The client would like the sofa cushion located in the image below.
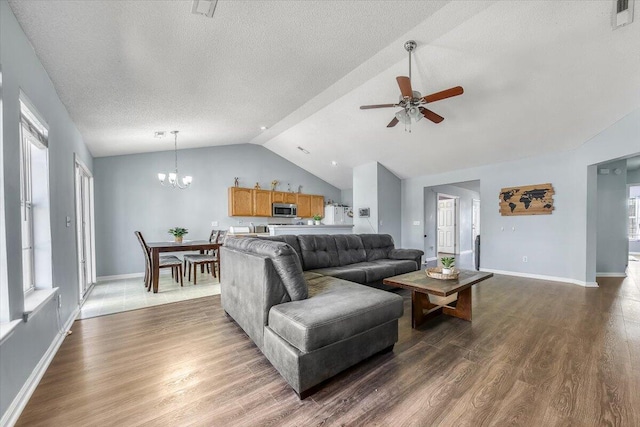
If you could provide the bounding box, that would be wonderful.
[298,235,340,270]
[360,234,396,262]
[371,259,418,276]
[334,234,367,266]
[223,237,308,301]
[268,277,403,353]
[308,266,366,284]
[347,261,396,283]
[260,235,303,265]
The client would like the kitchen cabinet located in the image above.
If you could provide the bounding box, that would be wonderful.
[311,195,325,217]
[296,194,312,218]
[253,190,272,217]
[272,191,284,203]
[228,187,326,217]
[228,187,253,216]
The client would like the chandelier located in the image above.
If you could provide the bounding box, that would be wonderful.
[157,131,192,189]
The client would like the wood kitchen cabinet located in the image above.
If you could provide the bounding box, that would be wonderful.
[272,191,296,204]
[311,195,325,217]
[272,191,285,203]
[228,187,325,217]
[296,194,312,218]
[228,187,253,216]
[253,190,272,217]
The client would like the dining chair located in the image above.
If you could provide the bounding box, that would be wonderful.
[134,231,183,290]
[183,230,221,284]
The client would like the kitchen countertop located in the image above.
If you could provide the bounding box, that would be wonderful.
[269,224,353,228]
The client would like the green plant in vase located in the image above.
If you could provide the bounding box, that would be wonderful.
[440,256,455,274]
[312,214,323,225]
[168,227,188,243]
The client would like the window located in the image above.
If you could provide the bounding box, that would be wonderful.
[19,101,49,294]
[630,196,639,241]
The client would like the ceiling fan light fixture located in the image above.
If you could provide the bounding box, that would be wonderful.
[408,106,422,121]
[395,110,411,125]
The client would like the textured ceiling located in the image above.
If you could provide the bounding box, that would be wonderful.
[8,0,448,157]
[8,1,640,189]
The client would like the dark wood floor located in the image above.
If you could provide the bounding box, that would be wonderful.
[17,262,640,426]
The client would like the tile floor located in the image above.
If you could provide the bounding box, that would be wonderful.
[79,270,220,319]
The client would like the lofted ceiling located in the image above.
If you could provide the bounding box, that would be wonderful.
[8,1,640,189]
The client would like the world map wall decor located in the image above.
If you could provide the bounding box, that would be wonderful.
[499,183,555,216]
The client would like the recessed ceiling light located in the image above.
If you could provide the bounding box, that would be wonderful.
[297,146,310,154]
[260,126,267,130]
[331,161,338,166]
[154,131,166,138]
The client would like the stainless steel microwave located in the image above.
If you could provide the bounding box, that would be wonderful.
[272,203,297,218]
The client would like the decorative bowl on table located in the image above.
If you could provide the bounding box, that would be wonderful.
[426,267,459,280]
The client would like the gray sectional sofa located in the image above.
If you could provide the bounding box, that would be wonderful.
[220,234,423,398]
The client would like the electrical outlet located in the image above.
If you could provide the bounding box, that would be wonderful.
[211,221,218,227]
[58,294,62,308]
[413,220,421,226]
[522,256,528,263]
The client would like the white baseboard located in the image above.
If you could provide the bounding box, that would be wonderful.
[630,252,640,256]
[97,272,144,282]
[1,306,79,427]
[480,268,599,288]
[459,250,473,255]
[424,257,437,263]
[595,272,627,278]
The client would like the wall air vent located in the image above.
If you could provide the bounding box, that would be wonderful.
[612,0,634,28]
[191,0,218,18]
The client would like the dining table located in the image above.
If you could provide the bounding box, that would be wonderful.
[146,240,222,293]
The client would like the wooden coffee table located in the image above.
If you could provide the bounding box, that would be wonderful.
[383,269,493,328]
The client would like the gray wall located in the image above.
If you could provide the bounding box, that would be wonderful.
[596,160,629,274]
[402,107,640,285]
[353,162,378,234]
[377,163,401,244]
[94,144,341,276]
[341,188,353,206]
[423,184,479,259]
[1,0,93,418]
[628,168,640,184]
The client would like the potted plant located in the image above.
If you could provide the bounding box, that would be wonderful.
[168,227,188,243]
[312,214,322,225]
[440,257,455,275]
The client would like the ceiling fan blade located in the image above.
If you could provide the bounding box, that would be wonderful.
[387,117,399,128]
[420,107,444,124]
[396,76,413,98]
[422,86,464,103]
[360,104,398,110]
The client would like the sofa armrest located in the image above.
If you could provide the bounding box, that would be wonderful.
[388,248,424,265]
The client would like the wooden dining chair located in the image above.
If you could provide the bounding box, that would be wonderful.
[183,230,221,284]
[134,231,183,290]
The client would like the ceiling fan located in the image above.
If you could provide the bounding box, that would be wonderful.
[360,40,463,130]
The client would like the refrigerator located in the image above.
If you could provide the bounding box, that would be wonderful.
[323,206,353,225]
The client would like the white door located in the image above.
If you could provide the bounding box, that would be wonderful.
[438,198,456,253]
[75,157,96,301]
[472,199,480,248]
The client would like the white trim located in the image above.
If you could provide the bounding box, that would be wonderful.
[23,287,58,321]
[459,250,473,255]
[424,256,437,263]
[0,306,78,427]
[480,268,599,288]
[630,252,640,256]
[595,272,627,277]
[0,319,21,346]
[97,272,145,282]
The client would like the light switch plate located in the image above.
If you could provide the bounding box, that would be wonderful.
[211,221,218,227]
[413,220,420,226]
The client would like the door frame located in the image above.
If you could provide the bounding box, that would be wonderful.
[472,198,481,250]
[436,193,460,255]
[74,154,96,302]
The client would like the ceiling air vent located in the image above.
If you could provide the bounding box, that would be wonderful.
[612,0,634,28]
[191,0,218,18]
